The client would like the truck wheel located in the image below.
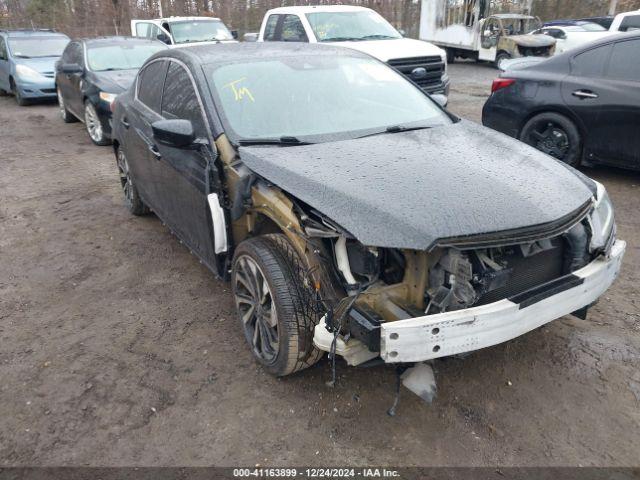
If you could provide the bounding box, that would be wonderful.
[116,146,149,216]
[232,234,323,377]
[494,51,511,69]
[57,87,77,123]
[520,112,582,167]
[446,48,455,64]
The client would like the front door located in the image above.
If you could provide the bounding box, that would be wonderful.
[153,60,220,268]
[124,59,168,208]
[478,17,500,61]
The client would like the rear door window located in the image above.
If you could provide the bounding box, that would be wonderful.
[606,39,640,82]
[281,15,308,42]
[571,44,612,77]
[136,22,151,37]
[619,14,640,32]
[137,60,168,113]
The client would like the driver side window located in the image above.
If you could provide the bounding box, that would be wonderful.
[161,62,206,137]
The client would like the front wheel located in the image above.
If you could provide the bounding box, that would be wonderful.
[232,234,323,377]
[494,51,511,69]
[11,80,28,106]
[116,147,149,216]
[519,112,582,167]
[84,101,110,146]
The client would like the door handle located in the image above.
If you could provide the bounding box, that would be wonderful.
[120,117,130,129]
[149,144,161,159]
[572,90,599,99]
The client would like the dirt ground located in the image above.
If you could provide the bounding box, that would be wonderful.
[1,61,639,467]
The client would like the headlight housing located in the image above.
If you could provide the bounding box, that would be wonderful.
[99,92,118,104]
[15,64,44,82]
[588,181,615,252]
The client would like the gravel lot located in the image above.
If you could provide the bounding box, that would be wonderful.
[1,61,639,467]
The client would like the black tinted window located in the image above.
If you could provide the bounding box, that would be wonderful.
[162,62,206,135]
[281,15,308,42]
[264,15,279,41]
[607,39,640,81]
[571,44,611,77]
[137,60,167,113]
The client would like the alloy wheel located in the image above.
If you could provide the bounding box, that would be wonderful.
[116,149,133,208]
[234,255,279,364]
[84,103,103,143]
[529,122,570,160]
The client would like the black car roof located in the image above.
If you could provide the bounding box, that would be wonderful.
[81,36,164,47]
[145,42,370,68]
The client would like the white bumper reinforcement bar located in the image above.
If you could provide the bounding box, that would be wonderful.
[379,240,625,363]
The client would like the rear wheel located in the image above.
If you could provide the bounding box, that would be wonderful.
[520,112,582,167]
[57,88,77,123]
[494,51,511,69]
[232,234,323,377]
[84,100,110,146]
[116,146,149,216]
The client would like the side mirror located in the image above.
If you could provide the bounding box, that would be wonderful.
[157,32,171,44]
[431,94,448,108]
[61,63,82,74]
[244,32,259,42]
[152,119,195,148]
[231,29,239,40]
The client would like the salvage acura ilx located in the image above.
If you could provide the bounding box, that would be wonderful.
[111,44,625,387]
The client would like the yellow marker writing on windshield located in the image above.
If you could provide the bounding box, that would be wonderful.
[223,78,255,102]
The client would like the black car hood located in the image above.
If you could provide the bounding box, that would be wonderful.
[94,69,138,93]
[239,121,594,250]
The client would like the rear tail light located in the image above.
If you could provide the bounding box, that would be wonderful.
[491,78,516,93]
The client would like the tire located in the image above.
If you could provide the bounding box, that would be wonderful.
[84,100,110,146]
[519,112,582,167]
[232,234,323,377]
[446,48,455,64]
[11,79,28,106]
[116,146,149,216]
[494,51,511,69]
[57,87,77,123]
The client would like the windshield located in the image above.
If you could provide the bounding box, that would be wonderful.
[87,43,165,72]
[208,55,451,143]
[500,17,541,35]
[8,37,69,58]
[169,20,233,43]
[306,11,402,42]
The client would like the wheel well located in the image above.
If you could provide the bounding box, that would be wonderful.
[252,213,283,237]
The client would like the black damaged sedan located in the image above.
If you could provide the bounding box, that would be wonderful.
[55,36,166,145]
[110,44,624,380]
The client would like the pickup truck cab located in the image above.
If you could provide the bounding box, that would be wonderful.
[256,5,450,97]
[609,9,640,32]
[131,16,237,47]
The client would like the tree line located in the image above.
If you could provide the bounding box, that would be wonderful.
[1,0,640,39]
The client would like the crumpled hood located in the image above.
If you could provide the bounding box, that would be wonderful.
[326,37,445,62]
[509,34,556,47]
[239,121,594,250]
[95,69,138,93]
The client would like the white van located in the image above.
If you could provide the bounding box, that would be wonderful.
[255,5,450,98]
[131,17,238,47]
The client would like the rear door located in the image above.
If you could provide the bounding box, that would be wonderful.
[560,42,612,161]
[57,41,84,115]
[581,38,640,168]
[0,36,9,92]
[154,60,220,267]
[124,59,168,208]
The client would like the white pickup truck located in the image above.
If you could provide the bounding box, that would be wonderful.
[253,5,450,98]
[131,16,238,47]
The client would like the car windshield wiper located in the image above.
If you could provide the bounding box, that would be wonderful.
[320,36,363,42]
[13,54,31,58]
[357,125,434,139]
[358,34,398,40]
[237,136,312,146]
